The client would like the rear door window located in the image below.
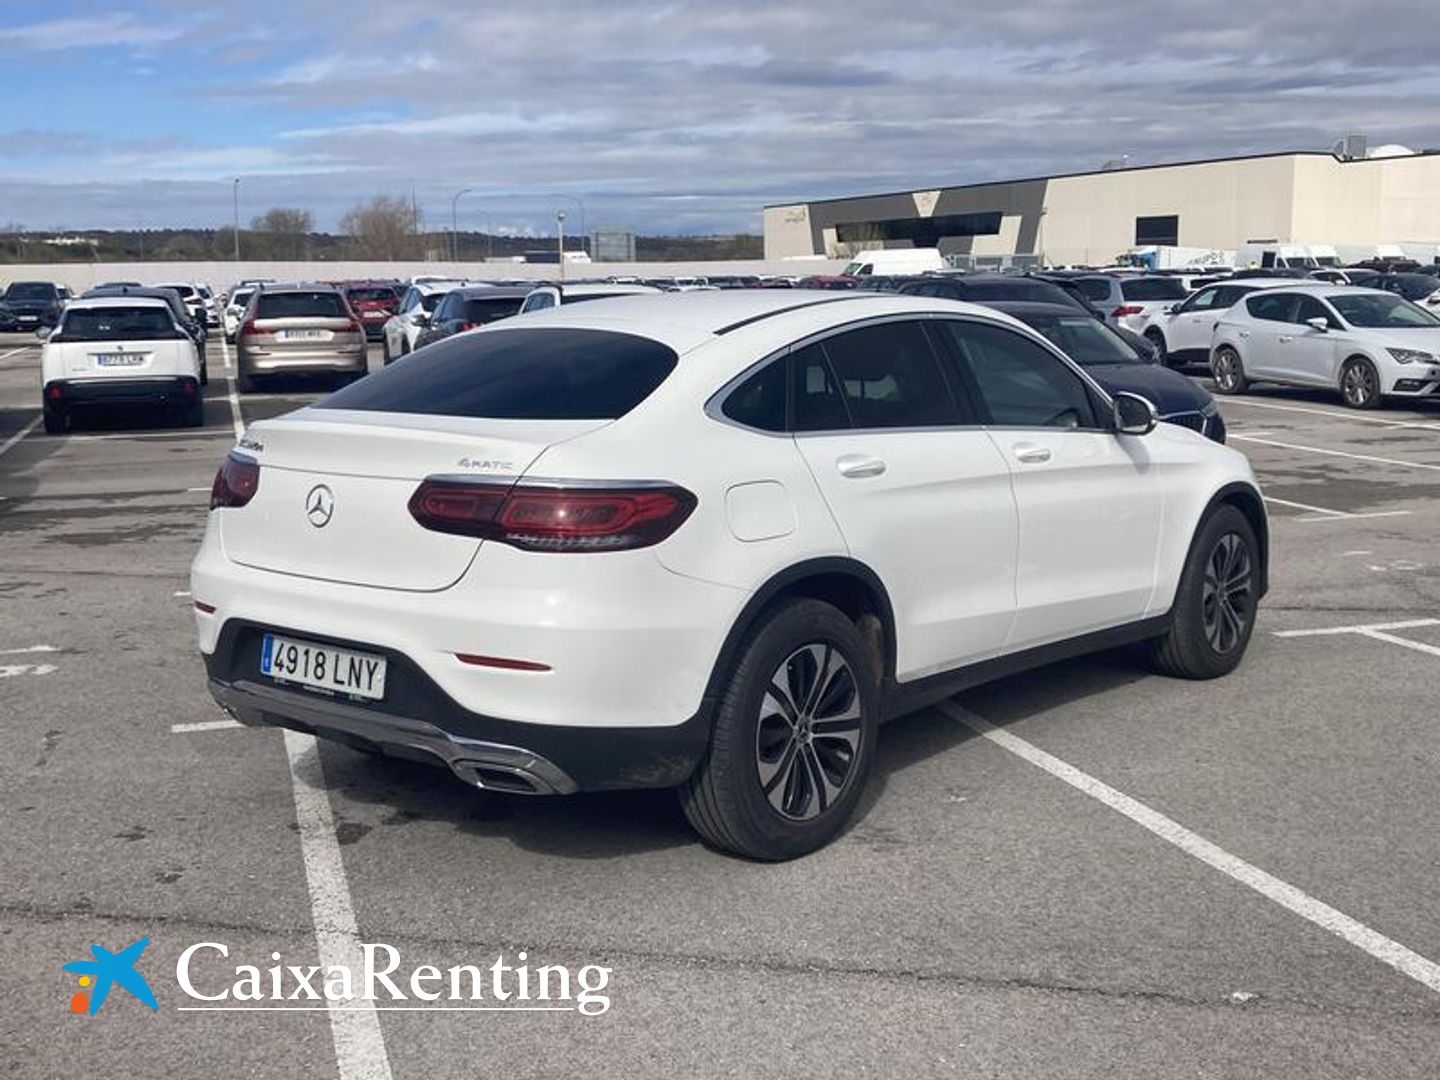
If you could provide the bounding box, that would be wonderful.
[1074,278,1114,302]
[819,321,965,429]
[1121,278,1188,301]
[255,291,346,319]
[1246,293,1297,322]
[321,328,678,420]
[462,297,525,324]
[791,344,851,432]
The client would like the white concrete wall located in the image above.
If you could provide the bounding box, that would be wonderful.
[0,258,847,292]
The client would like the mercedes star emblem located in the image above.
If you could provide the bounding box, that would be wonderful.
[305,484,335,528]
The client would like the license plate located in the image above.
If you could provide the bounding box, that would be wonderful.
[277,328,327,342]
[261,634,387,700]
[95,353,146,367]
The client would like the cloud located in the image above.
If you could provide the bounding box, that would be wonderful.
[1,0,1439,232]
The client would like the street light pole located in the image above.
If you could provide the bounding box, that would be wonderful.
[450,187,479,264]
[556,195,585,255]
[556,211,566,283]
[232,177,241,262]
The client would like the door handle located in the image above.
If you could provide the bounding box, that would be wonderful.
[1012,443,1052,464]
[1277,335,1292,343]
[1238,330,1250,338]
[836,454,886,479]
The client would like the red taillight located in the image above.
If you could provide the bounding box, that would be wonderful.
[46,383,64,400]
[1112,305,1145,317]
[408,479,697,552]
[241,318,259,337]
[458,321,477,332]
[210,452,260,509]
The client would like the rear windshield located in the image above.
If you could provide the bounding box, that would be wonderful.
[421,292,447,312]
[321,328,678,420]
[5,282,57,301]
[158,284,197,299]
[255,291,347,319]
[1121,278,1188,301]
[346,287,398,302]
[1073,278,1114,301]
[462,297,525,323]
[58,306,175,342]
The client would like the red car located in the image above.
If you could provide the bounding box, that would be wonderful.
[341,282,401,340]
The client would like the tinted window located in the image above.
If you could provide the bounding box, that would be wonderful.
[721,360,787,432]
[460,297,524,324]
[346,287,398,303]
[158,284,196,299]
[1330,294,1440,328]
[1013,313,1139,367]
[230,289,254,308]
[1293,295,1339,328]
[4,282,57,301]
[58,306,175,342]
[791,343,850,431]
[1181,286,1223,312]
[937,321,1097,429]
[321,328,677,420]
[1135,215,1179,246]
[1213,286,1250,307]
[820,321,962,429]
[522,292,556,312]
[255,291,346,319]
[1122,278,1187,301]
[420,292,447,312]
[1073,278,1114,302]
[1246,293,1295,322]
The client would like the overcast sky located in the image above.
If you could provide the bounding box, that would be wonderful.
[2,1,1437,235]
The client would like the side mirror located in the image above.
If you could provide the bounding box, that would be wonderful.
[1166,302,1183,314]
[35,326,53,341]
[1112,391,1158,436]
[1304,317,1329,333]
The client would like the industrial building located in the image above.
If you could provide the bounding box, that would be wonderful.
[763,146,1440,268]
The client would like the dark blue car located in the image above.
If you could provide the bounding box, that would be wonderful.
[981,301,1225,443]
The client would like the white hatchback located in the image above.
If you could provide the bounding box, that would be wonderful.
[193,291,1268,859]
[1210,286,1440,408]
[41,296,204,433]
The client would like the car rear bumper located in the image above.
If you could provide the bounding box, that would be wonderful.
[202,618,712,793]
[46,375,199,407]
[239,348,368,375]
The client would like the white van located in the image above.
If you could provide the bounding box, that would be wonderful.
[840,248,946,277]
[1235,243,1318,271]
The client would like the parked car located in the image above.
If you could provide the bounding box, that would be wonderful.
[193,291,1267,859]
[1141,278,1309,368]
[381,280,465,363]
[1058,275,1190,334]
[223,286,257,343]
[153,282,210,329]
[986,302,1225,442]
[234,283,368,393]
[1,281,67,331]
[412,287,530,349]
[342,282,402,341]
[40,297,204,432]
[197,285,221,328]
[83,285,208,382]
[518,282,660,314]
[1309,268,1382,287]
[1375,273,1440,307]
[1211,286,1440,408]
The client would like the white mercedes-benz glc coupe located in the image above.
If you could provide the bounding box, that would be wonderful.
[192,291,1268,859]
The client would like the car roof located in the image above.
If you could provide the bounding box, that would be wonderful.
[977,301,1099,317]
[257,282,342,293]
[64,296,170,311]
[477,289,1034,356]
[1249,284,1392,299]
[451,285,533,298]
[84,285,181,300]
[539,283,663,297]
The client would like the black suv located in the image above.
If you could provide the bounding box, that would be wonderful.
[0,281,67,331]
[413,286,530,349]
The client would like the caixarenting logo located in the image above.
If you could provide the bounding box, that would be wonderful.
[63,938,159,1016]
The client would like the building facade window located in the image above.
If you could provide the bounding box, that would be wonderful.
[835,211,1003,247]
[1135,215,1179,246]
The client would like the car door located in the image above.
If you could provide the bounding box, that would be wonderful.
[1284,294,1346,386]
[1165,284,1225,354]
[932,317,1165,650]
[1236,292,1296,380]
[788,319,1020,679]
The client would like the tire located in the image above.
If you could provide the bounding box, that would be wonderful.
[181,395,205,428]
[679,598,880,860]
[42,402,67,435]
[235,371,257,394]
[1150,504,1260,680]
[1211,346,1249,394]
[200,361,209,387]
[1339,356,1382,409]
[381,337,392,366]
[1144,329,1170,367]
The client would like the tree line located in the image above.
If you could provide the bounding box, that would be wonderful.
[0,196,761,263]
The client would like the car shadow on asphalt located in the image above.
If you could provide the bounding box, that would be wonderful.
[317,645,1155,862]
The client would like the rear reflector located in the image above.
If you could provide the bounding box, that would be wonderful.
[409,479,697,553]
[455,653,551,672]
[210,452,260,509]
[1112,305,1145,317]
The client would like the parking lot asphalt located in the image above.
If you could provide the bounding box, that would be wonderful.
[2,333,1439,1078]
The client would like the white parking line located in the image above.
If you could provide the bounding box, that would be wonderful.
[1230,433,1440,472]
[1261,495,1411,522]
[283,729,395,1080]
[0,644,58,655]
[1223,398,1440,432]
[1274,618,1440,637]
[937,700,1440,996]
[0,415,41,459]
[170,719,243,733]
[219,334,245,440]
[0,345,36,364]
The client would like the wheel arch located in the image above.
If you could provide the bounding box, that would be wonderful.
[1203,481,1269,597]
[701,558,897,716]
